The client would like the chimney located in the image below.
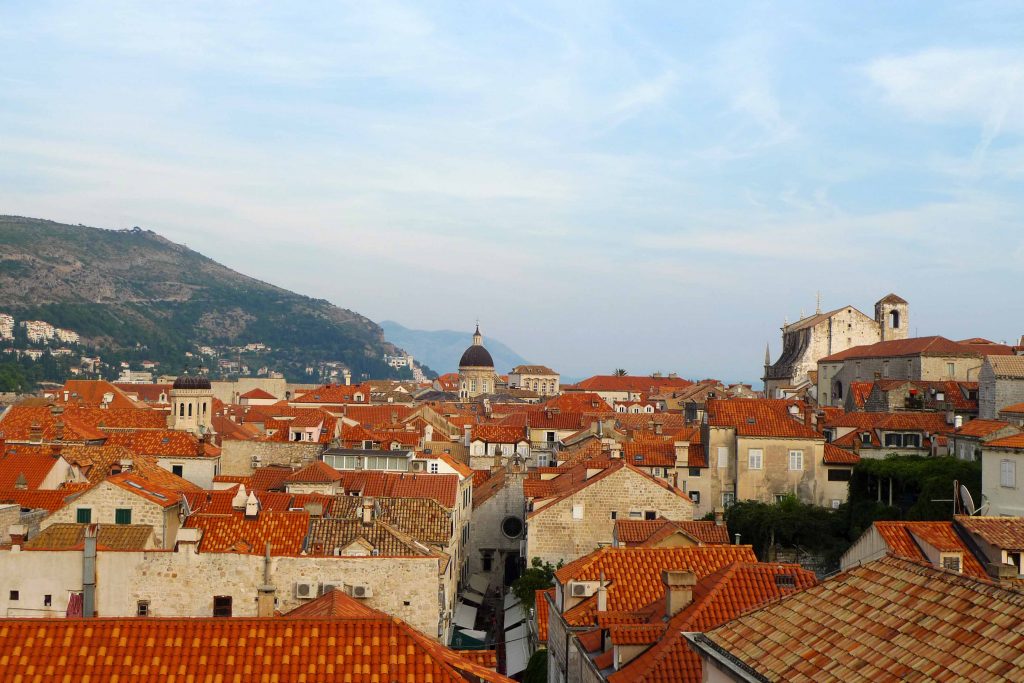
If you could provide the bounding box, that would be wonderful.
[50,444,63,460]
[54,420,65,442]
[83,524,98,618]
[673,441,689,468]
[244,492,260,519]
[256,541,276,617]
[714,508,724,527]
[853,435,862,455]
[610,443,622,460]
[954,415,964,430]
[654,421,663,435]
[662,570,696,618]
[361,497,375,525]
[803,403,813,429]
[232,485,248,510]
[303,501,323,518]
[464,425,472,448]
[29,422,42,443]
[8,524,26,549]
[597,571,607,612]
[14,472,27,490]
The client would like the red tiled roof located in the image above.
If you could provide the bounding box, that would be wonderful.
[821,335,1013,362]
[184,510,310,555]
[706,399,818,439]
[0,445,63,489]
[285,460,342,483]
[823,443,859,465]
[986,432,1024,449]
[956,515,1024,551]
[543,393,613,414]
[240,388,277,399]
[873,521,987,579]
[283,589,383,618]
[623,441,677,467]
[471,424,528,444]
[955,419,1016,438]
[105,472,182,509]
[573,375,693,393]
[535,588,554,641]
[999,402,1024,416]
[104,430,219,458]
[338,471,459,509]
[0,488,82,512]
[615,519,731,546]
[0,617,513,682]
[701,555,1024,683]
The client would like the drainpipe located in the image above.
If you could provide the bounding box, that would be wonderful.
[83,524,97,617]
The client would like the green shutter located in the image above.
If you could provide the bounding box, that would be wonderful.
[76,508,91,524]
[115,509,132,525]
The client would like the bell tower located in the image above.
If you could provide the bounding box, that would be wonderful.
[874,293,909,342]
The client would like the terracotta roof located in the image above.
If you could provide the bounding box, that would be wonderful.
[873,521,987,579]
[104,430,219,458]
[240,388,277,399]
[999,402,1024,416]
[573,375,693,393]
[337,471,459,509]
[331,496,453,545]
[982,432,1024,449]
[699,555,1024,683]
[306,517,433,557]
[470,424,527,444]
[184,510,310,555]
[472,468,506,509]
[24,523,153,550]
[706,399,818,439]
[542,392,613,414]
[105,473,182,509]
[822,443,859,465]
[821,335,1014,362]
[955,419,1017,438]
[956,515,1024,552]
[112,382,173,404]
[283,588,383,618]
[248,464,296,491]
[986,356,1024,378]
[615,519,731,546]
[51,380,143,410]
[535,588,554,641]
[609,562,817,683]
[342,404,415,427]
[0,488,82,512]
[0,445,64,489]
[555,546,758,625]
[0,617,513,682]
[623,441,677,467]
[458,649,498,669]
[0,406,108,442]
[285,460,342,483]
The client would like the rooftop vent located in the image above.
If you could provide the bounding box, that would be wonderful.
[774,574,796,588]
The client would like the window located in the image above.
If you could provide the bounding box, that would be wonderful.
[890,309,900,329]
[722,492,736,508]
[690,491,701,505]
[688,467,701,477]
[546,431,556,443]
[942,555,961,572]
[610,511,617,520]
[827,469,852,482]
[429,462,439,474]
[882,361,890,378]
[947,362,955,377]
[788,450,803,471]
[717,446,728,468]
[861,432,872,445]
[470,380,477,392]
[644,510,657,520]
[43,594,51,607]
[115,508,132,525]
[903,434,921,448]
[76,508,92,524]
[572,503,584,520]
[137,600,150,617]
[481,551,493,572]
[187,403,192,417]
[831,499,841,509]
[834,381,843,399]
[9,591,18,601]
[179,403,185,417]
[628,511,642,519]
[172,465,184,477]
[1001,459,1016,488]
[213,596,232,617]
[773,494,787,504]
[748,449,763,470]
[884,432,902,448]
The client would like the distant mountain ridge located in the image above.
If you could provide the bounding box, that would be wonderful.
[380,320,530,374]
[0,216,407,381]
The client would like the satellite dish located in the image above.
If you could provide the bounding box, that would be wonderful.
[960,484,976,516]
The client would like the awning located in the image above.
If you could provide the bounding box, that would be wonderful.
[450,628,488,649]
[461,589,485,606]
[504,602,527,628]
[503,592,521,610]
[453,601,478,630]
[504,623,530,676]
[468,573,490,595]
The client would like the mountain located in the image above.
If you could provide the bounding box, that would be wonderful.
[0,216,408,383]
[380,320,530,375]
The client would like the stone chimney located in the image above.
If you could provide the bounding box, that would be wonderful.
[803,403,814,429]
[714,508,725,527]
[54,420,65,442]
[29,422,43,444]
[232,485,248,510]
[244,492,260,519]
[8,524,26,549]
[464,425,472,448]
[361,497,375,525]
[653,421,663,436]
[14,472,27,490]
[673,441,689,468]
[304,501,323,518]
[597,571,607,612]
[662,569,697,618]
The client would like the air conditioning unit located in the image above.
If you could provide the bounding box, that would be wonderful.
[320,581,342,596]
[346,584,373,599]
[294,582,318,599]
[411,461,425,472]
[569,581,598,598]
[251,455,262,466]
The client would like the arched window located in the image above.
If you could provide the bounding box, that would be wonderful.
[179,403,185,417]
[188,403,193,417]
[834,381,844,399]
[890,309,900,329]
[202,402,207,415]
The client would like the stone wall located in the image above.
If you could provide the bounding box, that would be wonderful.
[41,481,177,548]
[0,504,19,544]
[466,471,525,590]
[220,439,323,476]
[980,367,1024,420]
[526,467,693,566]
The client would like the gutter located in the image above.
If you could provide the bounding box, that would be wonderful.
[684,633,769,683]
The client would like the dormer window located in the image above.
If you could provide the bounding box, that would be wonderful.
[941,554,962,573]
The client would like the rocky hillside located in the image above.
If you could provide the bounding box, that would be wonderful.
[0,216,407,381]
[380,320,530,374]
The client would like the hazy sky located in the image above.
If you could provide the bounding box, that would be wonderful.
[2,2,1023,381]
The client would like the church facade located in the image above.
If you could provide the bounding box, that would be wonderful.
[763,294,908,399]
[458,326,498,399]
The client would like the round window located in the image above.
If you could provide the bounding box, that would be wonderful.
[501,516,524,539]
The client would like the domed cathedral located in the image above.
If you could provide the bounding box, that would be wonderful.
[763,293,909,399]
[169,373,214,435]
[458,325,498,399]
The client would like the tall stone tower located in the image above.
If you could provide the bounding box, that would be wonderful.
[874,293,909,342]
[169,374,214,435]
[458,325,496,399]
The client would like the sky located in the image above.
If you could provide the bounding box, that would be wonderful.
[1,1,1023,382]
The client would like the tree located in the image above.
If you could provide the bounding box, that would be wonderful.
[725,495,850,563]
[511,557,561,607]
[613,368,628,376]
[523,650,548,683]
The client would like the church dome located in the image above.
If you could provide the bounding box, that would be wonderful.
[459,325,494,368]
[173,374,211,390]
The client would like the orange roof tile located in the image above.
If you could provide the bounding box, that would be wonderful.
[105,472,183,509]
[956,515,1024,552]
[285,460,342,483]
[0,488,82,512]
[573,375,693,393]
[955,419,1017,438]
[283,589,383,618]
[0,445,64,489]
[821,335,1014,362]
[615,519,730,546]
[823,443,859,465]
[0,617,513,682]
[184,510,310,555]
[706,399,818,439]
[873,521,987,578]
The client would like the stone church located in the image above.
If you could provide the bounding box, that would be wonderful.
[763,294,908,399]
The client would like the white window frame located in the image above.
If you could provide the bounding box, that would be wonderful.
[717,446,728,469]
[572,503,584,520]
[748,449,763,470]
[1001,459,1016,488]
[788,450,803,471]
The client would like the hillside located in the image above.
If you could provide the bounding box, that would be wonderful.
[380,320,530,374]
[0,216,408,384]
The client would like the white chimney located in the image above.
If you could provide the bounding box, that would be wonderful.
[232,485,248,510]
[954,415,964,430]
[244,491,259,518]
